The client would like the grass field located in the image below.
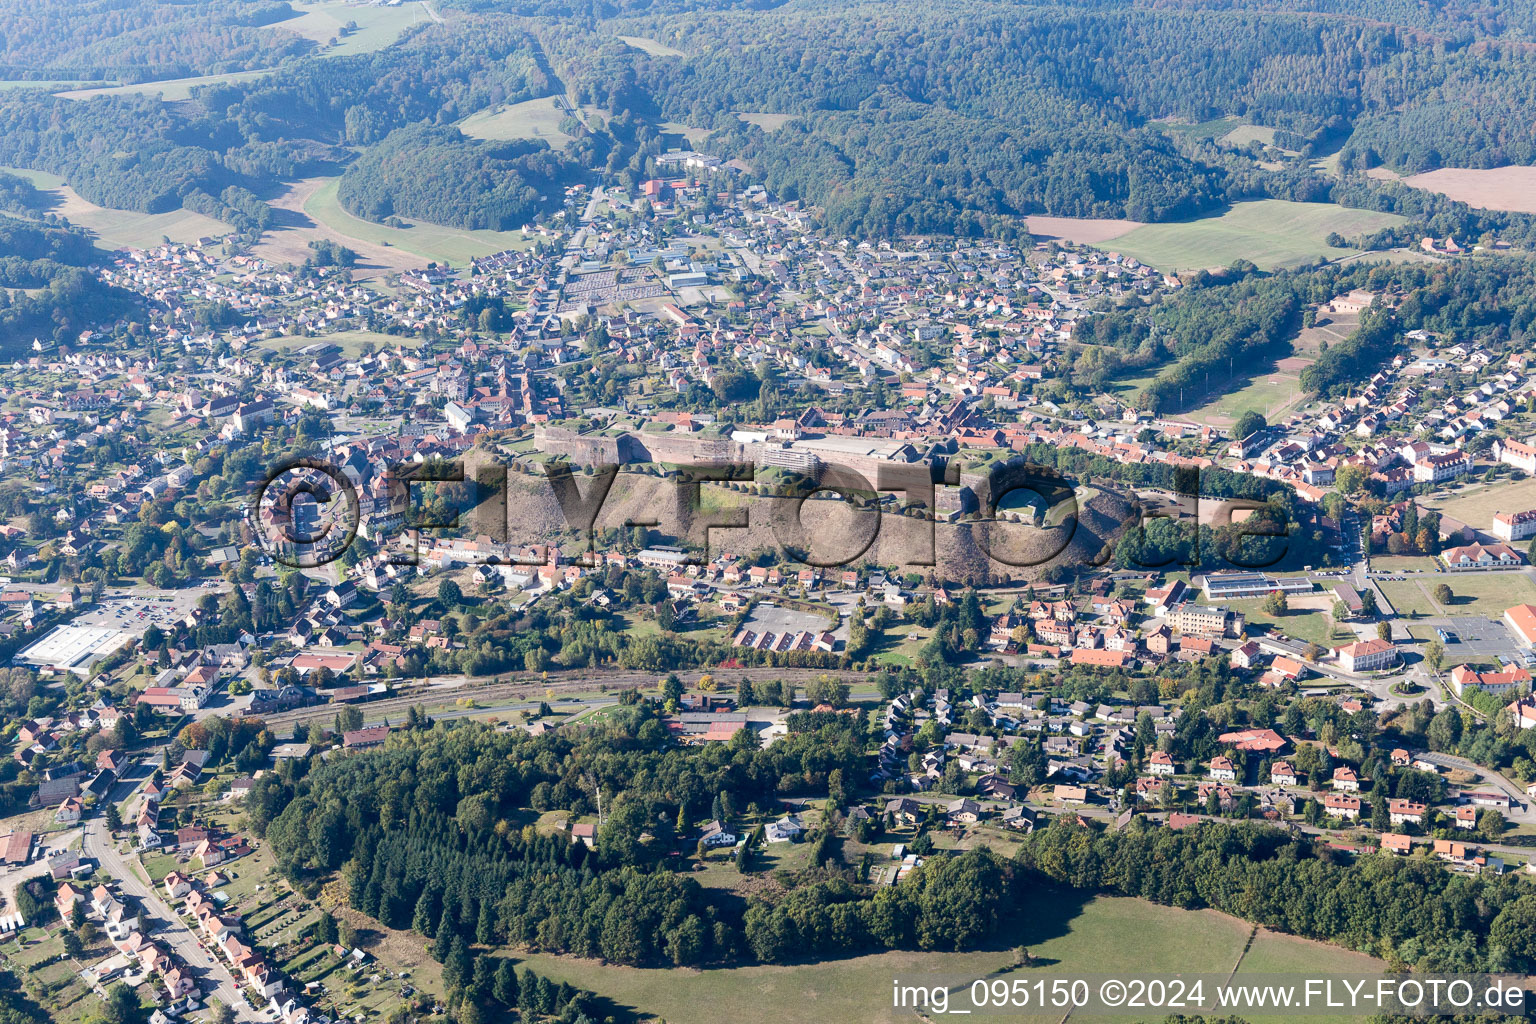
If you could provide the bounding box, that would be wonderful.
[1228,599,1341,647]
[257,330,400,357]
[459,96,574,148]
[56,68,276,101]
[520,892,1378,1024]
[1422,476,1536,531]
[1186,368,1307,428]
[302,177,534,266]
[1110,201,1408,272]
[267,0,433,57]
[1431,572,1536,615]
[1377,580,1438,618]
[738,111,796,133]
[0,165,228,250]
[618,35,687,57]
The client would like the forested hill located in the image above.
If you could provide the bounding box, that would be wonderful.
[338,125,578,231]
[0,0,315,82]
[529,0,1536,234]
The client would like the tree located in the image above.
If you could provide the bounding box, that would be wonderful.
[337,919,357,949]
[102,983,142,1024]
[1434,583,1453,605]
[61,929,84,959]
[1425,639,1445,673]
[1492,895,1536,971]
[438,579,462,607]
[1336,464,1368,495]
[1480,809,1506,841]
[1263,591,1288,616]
[1233,410,1266,441]
[1376,621,1391,641]
[207,1002,235,1024]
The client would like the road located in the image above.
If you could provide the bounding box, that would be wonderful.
[83,773,259,1021]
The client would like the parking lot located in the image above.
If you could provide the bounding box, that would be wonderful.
[70,588,207,631]
[741,602,837,641]
[1426,616,1528,665]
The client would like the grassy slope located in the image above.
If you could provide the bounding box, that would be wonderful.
[1110,201,1407,273]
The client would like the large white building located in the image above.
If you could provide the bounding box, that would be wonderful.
[1492,508,1536,542]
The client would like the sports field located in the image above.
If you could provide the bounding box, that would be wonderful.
[519,893,1378,1024]
[1110,201,1408,272]
[1186,367,1308,428]
[1422,476,1536,531]
[459,96,575,148]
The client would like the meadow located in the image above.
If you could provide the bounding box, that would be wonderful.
[0,166,228,250]
[1421,475,1536,530]
[518,892,1380,1024]
[1185,367,1308,428]
[618,35,687,57]
[302,177,534,266]
[459,96,577,148]
[56,68,277,101]
[266,0,434,57]
[1109,201,1409,272]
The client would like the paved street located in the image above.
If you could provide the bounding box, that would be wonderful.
[83,774,259,1022]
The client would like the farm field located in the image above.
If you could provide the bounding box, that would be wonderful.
[1024,215,1143,245]
[520,893,1378,1024]
[56,68,276,101]
[619,35,687,57]
[459,96,575,147]
[1110,201,1409,272]
[1421,476,1536,531]
[266,0,433,57]
[0,166,228,250]
[1402,166,1536,215]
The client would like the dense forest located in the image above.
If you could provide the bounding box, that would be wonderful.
[338,126,576,230]
[0,0,315,82]
[260,715,1016,968]
[1,0,1536,242]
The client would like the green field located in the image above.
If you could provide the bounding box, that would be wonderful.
[56,68,276,101]
[1377,580,1437,617]
[1229,599,1342,647]
[738,111,797,133]
[1429,572,1536,615]
[0,165,229,250]
[268,0,433,57]
[460,97,575,147]
[1110,201,1408,272]
[520,893,1378,1024]
[303,178,534,266]
[1423,475,1536,531]
[1186,368,1307,427]
[258,330,401,358]
[618,34,687,57]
